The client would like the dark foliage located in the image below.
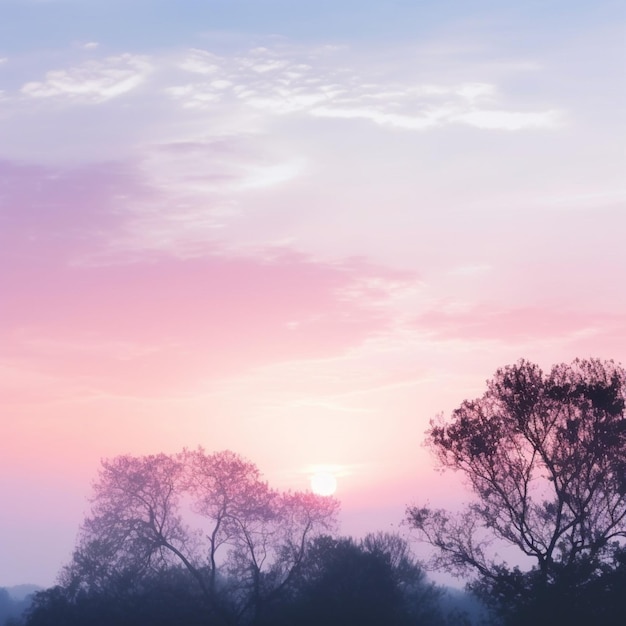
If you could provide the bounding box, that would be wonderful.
[473,546,626,626]
[262,533,448,626]
[23,568,208,626]
[21,533,458,626]
[55,448,338,625]
[21,447,461,626]
[408,358,626,625]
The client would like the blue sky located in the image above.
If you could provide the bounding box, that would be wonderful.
[2,1,622,51]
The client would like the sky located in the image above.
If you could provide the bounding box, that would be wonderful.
[1,0,625,587]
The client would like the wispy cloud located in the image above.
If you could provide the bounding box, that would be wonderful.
[452,108,562,130]
[21,54,152,103]
[0,157,418,394]
[165,46,564,131]
[413,305,626,344]
[1,252,407,394]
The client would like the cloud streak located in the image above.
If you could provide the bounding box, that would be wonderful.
[0,158,418,395]
[166,47,563,131]
[10,44,562,133]
[21,54,152,102]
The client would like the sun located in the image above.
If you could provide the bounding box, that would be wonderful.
[310,471,337,496]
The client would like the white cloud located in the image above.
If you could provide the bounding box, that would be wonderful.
[180,49,221,75]
[138,139,304,196]
[166,47,564,133]
[455,82,497,103]
[106,136,307,257]
[21,53,151,103]
[310,105,442,130]
[166,84,221,106]
[211,79,233,90]
[454,108,563,130]
[309,94,560,132]
[249,60,289,73]
[238,160,303,189]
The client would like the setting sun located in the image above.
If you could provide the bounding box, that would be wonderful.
[310,471,338,496]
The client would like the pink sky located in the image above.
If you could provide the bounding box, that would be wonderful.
[1,1,625,587]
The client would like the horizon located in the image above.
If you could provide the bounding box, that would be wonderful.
[1,0,625,589]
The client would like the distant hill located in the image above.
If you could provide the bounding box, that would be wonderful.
[0,585,41,624]
[442,586,490,624]
[5,585,42,601]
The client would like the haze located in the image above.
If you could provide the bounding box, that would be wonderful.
[1,0,624,588]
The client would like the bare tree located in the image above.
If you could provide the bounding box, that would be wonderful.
[64,448,339,625]
[182,448,275,603]
[407,359,626,623]
[225,489,339,622]
[65,453,194,595]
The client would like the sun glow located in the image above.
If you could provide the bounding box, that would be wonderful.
[310,471,338,496]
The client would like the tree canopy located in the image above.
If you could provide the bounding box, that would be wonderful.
[59,448,339,625]
[21,449,457,626]
[408,358,626,625]
[23,533,457,626]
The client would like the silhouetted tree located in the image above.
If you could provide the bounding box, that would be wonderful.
[263,533,448,626]
[60,448,338,625]
[407,358,626,625]
[23,568,207,626]
[24,533,458,626]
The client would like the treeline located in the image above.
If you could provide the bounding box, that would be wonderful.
[408,358,626,625]
[13,448,478,626]
[19,533,475,626]
[0,588,33,626]
[15,357,626,625]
